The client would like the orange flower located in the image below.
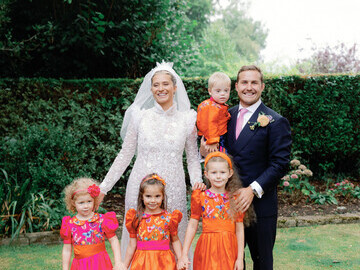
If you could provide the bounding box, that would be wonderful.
[143,174,166,186]
[257,115,270,127]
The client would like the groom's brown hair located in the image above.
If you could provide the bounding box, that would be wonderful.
[237,65,264,83]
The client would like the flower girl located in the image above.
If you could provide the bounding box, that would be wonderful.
[124,173,183,269]
[178,152,250,270]
[61,177,126,270]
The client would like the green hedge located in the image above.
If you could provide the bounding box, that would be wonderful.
[1,75,359,200]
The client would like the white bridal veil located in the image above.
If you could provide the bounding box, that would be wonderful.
[120,61,191,139]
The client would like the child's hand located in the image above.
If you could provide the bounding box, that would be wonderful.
[234,259,244,270]
[113,262,127,270]
[177,256,190,270]
[207,143,219,152]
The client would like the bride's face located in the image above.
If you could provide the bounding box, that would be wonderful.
[151,72,177,111]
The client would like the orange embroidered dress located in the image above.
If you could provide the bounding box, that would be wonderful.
[196,97,231,145]
[60,212,118,270]
[125,209,182,270]
[191,189,245,270]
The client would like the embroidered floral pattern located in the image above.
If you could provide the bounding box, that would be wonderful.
[137,211,172,241]
[202,190,231,220]
[68,213,105,245]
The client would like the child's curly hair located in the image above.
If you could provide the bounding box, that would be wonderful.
[204,154,256,227]
[63,177,100,213]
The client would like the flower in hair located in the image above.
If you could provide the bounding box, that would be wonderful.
[143,174,166,186]
[88,184,100,198]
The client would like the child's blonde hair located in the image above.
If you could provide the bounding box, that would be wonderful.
[204,153,256,227]
[208,72,231,89]
[63,177,100,213]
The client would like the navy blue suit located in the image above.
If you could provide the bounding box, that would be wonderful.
[226,102,291,270]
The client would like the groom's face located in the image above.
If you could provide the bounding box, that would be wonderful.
[235,70,265,108]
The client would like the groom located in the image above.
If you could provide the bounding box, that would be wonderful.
[226,65,291,269]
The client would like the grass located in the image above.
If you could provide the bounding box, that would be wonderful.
[0,223,359,269]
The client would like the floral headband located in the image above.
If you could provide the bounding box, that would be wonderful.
[72,184,100,199]
[204,152,233,169]
[151,61,176,79]
[142,174,166,186]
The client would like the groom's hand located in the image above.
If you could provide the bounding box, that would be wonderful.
[235,187,254,213]
[199,136,209,157]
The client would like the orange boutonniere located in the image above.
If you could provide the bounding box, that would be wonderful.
[248,112,274,130]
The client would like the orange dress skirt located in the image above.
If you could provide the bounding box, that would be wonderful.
[130,250,176,270]
[193,219,238,270]
[125,209,182,270]
[190,190,244,270]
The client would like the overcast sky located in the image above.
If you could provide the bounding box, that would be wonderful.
[221,0,360,65]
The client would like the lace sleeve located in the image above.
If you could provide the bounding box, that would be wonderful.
[184,110,203,187]
[99,115,139,194]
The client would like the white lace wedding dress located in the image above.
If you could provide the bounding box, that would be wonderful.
[100,102,202,260]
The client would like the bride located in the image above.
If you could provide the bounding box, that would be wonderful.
[98,61,204,260]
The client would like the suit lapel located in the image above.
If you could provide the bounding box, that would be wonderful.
[227,105,239,146]
[235,103,266,151]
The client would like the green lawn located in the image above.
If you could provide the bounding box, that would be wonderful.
[1,223,359,269]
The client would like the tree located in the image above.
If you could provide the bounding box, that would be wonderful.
[0,0,213,78]
[221,1,268,61]
[297,43,360,74]
[187,0,268,76]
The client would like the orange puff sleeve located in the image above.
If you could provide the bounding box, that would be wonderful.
[197,99,230,145]
[125,209,138,238]
[236,211,245,223]
[169,210,183,237]
[190,190,202,220]
[102,212,119,239]
[60,216,72,244]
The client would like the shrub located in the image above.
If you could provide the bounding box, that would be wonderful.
[0,169,66,238]
[0,75,359,199]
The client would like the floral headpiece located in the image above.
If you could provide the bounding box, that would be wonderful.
[151,60,176,80]
[142,174,166,186]
[204,151,233,169]
[72,184,100,199]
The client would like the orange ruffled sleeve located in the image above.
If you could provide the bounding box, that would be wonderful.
[169,210,183,237]
[125,209,138,238]
[102,212,119,239]
[60,216,72,244]
[190,190,202,220]
[236,211,245,223]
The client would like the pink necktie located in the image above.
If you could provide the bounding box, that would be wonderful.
[236,108,248,139]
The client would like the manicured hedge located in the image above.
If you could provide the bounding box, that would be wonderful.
[1,75,359,200]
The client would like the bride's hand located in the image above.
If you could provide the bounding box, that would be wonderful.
[192,182,206,191]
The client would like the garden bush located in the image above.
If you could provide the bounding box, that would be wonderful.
[1,75,359,200]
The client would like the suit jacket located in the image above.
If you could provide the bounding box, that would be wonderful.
[226,102,292,217]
